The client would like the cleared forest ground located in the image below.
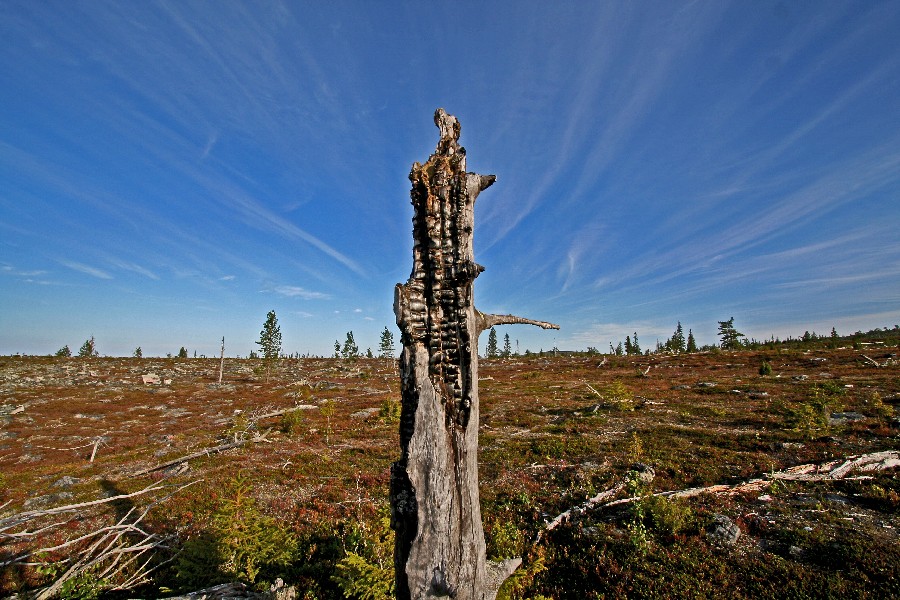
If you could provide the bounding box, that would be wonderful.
[1,347,899,598]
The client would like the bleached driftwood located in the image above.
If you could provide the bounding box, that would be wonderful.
[536,451,900,540]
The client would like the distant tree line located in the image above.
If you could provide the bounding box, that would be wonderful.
[42,314,900,361]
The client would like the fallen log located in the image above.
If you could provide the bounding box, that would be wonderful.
[537,450,900,540]
[132,429,272,477]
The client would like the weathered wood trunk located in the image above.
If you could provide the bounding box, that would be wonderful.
[391,109,558,600]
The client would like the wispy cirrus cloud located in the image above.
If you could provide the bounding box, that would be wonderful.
[1,265,48,278]
[566,320,670,350]
[271,285,329,300]
[60,261,113,280]
[106,258,159,280]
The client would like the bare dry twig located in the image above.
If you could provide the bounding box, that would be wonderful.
[1,479,199,599]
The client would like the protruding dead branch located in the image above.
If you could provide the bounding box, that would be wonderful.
[477,312,560,334]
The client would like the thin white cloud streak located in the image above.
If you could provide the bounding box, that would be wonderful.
[60,261,113,280]
[272,285,330,300]
[1,265,48,278]
[106,258,159,280]
[566,320,670,351]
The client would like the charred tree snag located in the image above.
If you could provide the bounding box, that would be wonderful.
[391,109,559,600]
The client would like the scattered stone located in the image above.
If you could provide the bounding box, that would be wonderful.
[630,462,655,483]
[707,514,741,546]
[792,374,809,381]
[164,462,191,476]
[748,391,769,399]
[23,492,73,509]
[351,407,381,420]
[829,411,866,425]
[142,373,161,385]
[74,413,105,420]
[53,476,80,488]
[671,384,690,390]
[207,383,237,392]
[160,582,256,599]
[697,382,717,388]
[0,404,25,416]
[780,442,805,450]
[270,578,297,600]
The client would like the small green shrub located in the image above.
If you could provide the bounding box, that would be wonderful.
[281,409,305,435]
[379,398,401,424]
[625,470,651,555]
[782,384,844,439]
[331,514,394,600]
[58,571,109,600]
[599,380,635,411]
[35,562,108,600]
[176,474,297,588]
[487,519,524,560]
[643,494,693,536]
[759,361,772,376]
[865,391,894,419]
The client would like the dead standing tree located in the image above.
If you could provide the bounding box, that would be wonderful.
[392,109,559,599]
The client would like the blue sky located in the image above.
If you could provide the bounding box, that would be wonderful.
[2,1,899,357]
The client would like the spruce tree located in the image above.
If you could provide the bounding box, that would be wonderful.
[631,332,641,355]
[502,333,512,358]
[133,346,142,358]
[671,322,686,353]
[486,327,499,358]
[378,326,395,359]
[77,336,98,357]
[624,336,633,355]
[178,346,188,359]
[55,345,71,357]
[256,310,282,382]
[341,331,359,360]
[686,329,698,353]
[717,317,744,350]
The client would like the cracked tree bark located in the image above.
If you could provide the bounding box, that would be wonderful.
[391,109,559,600]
